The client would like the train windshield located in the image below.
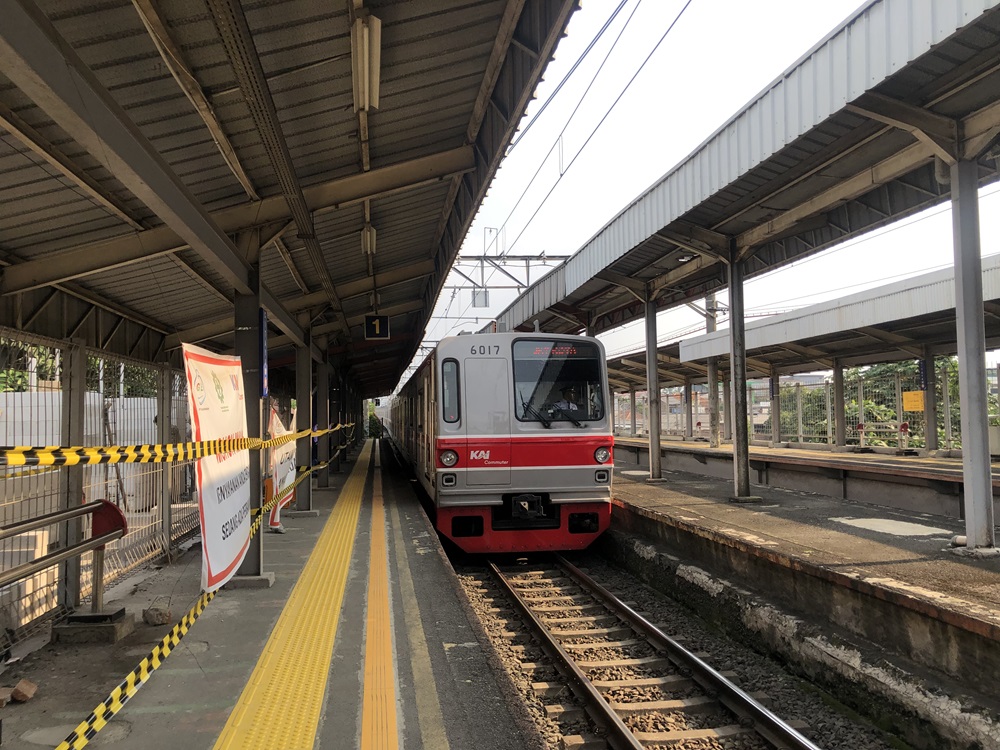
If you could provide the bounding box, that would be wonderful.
[512,339,604,424]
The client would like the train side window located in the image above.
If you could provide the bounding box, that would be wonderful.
[442,359,460,423]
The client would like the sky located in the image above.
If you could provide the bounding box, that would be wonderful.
[397,0,1000,388]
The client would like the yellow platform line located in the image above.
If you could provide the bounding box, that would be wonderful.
[212,441,373,750]
[362,443,399,749]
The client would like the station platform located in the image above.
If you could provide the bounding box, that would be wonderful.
[0,440,540,750]
[2,438,1000,748]
[603,462,1000,739]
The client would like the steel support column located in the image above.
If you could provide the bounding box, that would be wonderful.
[833,360,846,447]
[770,365,781,446]
[728,251,752,498]
[923,349,939,452]
[316,360,331,488]
[644,296,664,481]
[706,293,720,448]
[629,389,637,437]
[295,338,313,511]
[157,367,173,560]
[59,340,86,609]
[950,159,995,550]
[722,370,732,441]
[684,380,694,439]
[235,284,264,577]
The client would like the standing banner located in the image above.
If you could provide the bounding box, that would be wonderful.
[268,406,297,530]
[182,343,252,592]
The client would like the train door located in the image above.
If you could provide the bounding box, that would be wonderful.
[464,358,511,485]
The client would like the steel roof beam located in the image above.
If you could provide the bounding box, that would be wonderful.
[737,98,1000,256]
[131,0,259,200]
[0,146,473,295]
[163,260,435,350]
[845,92,960,163]
[0,0,315,353]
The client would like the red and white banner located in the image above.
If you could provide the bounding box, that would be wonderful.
[268,406,297,529]
[182,343,251,592]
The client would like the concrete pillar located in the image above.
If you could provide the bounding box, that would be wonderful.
[950,159,995,549]
[645,296,664,481]
[923,350,939,451]
[728,250,752,498]
[834,360,846,447]
[610,390,617,434]
[235,286,264,578]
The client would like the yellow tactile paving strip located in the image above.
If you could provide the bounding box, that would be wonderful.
[362,446,400,749]
[212,441,372,750]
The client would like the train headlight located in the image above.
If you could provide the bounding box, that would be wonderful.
[594,446,611,464]
[440,450,459,467]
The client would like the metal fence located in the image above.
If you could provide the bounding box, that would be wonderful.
[612,360,984,451]
[1,328,197,651]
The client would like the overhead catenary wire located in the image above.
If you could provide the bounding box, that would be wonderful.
[419,0,695,372]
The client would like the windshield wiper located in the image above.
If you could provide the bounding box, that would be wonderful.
[519,390,551,428]
[551,405,583,427]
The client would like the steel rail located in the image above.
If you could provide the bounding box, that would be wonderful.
[488,561,644,750]
[555,555,825,750]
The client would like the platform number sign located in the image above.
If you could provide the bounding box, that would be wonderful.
[365,314,389,340]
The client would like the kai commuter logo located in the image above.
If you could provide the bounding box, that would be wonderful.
[470,449,490,460]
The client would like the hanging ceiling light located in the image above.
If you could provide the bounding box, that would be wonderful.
[351,14,381,113]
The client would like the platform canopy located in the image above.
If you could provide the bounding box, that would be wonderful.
[494,0,1000,337]
[0,0,576,397]
[679,253,1000,374]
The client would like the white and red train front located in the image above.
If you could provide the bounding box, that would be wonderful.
[431,333,613,553]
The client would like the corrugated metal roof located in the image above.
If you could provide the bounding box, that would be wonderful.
[680,253,1000,362]
[495,0,1000,338]
[0,0,578,397]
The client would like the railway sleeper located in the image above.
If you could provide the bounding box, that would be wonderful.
[561,638,645,651]
[543,613,618,625]
[552,626,632,638]
[543,703,586,723]
[534,602,607,614]
[590,669,738,691]
[559,734,606,750]
[519,593,588,605]
[609,695,719,715]
[632,724,751,744]
[577,655,671,669]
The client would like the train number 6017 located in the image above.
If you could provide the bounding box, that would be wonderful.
[470,345,500,355]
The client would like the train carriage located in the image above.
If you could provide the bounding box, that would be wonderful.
[387,332,613,553]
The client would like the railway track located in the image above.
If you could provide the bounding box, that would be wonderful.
[489,556,824,749]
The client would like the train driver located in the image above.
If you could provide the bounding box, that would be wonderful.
[554,386,580,411]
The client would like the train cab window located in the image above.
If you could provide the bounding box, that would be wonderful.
[513,339,605,423]
[442,359,460,423]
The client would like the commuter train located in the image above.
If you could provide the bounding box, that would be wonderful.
[386,332,613,553]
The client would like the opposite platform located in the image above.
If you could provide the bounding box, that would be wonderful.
[604,464,1000,746]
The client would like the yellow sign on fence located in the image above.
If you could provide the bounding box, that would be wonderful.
[902,390,925,412]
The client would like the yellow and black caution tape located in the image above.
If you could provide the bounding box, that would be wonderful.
[55,590,216,750]
[0,424,353,468]
[54,437,352,750]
